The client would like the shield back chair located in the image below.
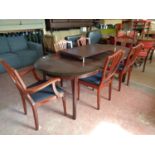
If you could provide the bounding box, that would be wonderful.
[78,50,124,110]
[77,35,91,46]
[0,60,67,130]
[137,41,155,72]
[116,43,144,91]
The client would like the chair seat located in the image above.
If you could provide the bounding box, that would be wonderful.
[80,72,102,86]
[28,80,64,102]
[138,51,148,57]
[117,62,125,71]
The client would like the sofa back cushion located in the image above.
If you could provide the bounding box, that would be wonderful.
[0,36,10,54]
[7,36,28,52]
[87,31,102,44]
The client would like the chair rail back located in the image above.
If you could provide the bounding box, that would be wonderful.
[100,50,124,84]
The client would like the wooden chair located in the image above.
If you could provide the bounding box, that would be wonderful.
[77,36,90,46]
[78,50,124,110]
[54,40,73,52]
[116,43,143,91]
[137,41,155,72]
[115,30,137,48]
[0,60,67,130]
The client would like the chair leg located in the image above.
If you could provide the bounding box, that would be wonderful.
[109,82,112,100]
[97,89,100,110]
[149,49,154,63]
[127,68,132,86]
[77,81,80,100]
[32,106,39,130]
[142,57,147,72]
[60,79,63,87]
[62,96,67,116]
[118,73,123,91]
[21,94,27,115]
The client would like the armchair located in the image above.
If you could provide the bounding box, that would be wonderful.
[0,60,67,130]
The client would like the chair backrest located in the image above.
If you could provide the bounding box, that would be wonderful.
[54,40,68,52]
[0,60,27,94]
[100,50,124,84]
[138,41,154,50]
[87,31,102,44]
[122,43,144,71]
[77,36,90,46]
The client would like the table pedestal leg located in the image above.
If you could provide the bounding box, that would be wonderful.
[71,78,78,120]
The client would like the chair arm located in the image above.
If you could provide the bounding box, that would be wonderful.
[19,66,41,81]
[26,78,61,94]
[86,37,91,44]
[19,66,35,76]
[66,41,73,48]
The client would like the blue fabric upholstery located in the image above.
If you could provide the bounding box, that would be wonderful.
[28,80,64,102]
[15,49,39,67]
[0,53,21,72]
[117,61,125,71]
[7,36,28,52]
[65,34,81,47]
[87,31,102,44]
[0,36,10,54]
[27,41,43,57]
[80,72,102,86]
[0,36,43,73]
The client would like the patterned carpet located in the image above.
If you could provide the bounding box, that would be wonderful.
[0,69,155,135]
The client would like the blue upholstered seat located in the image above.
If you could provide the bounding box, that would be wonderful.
[80,72,102,86]
[117,62,125,71]
[28,80,64,102]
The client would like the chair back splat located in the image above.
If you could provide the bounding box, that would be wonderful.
[101,50,124,85]
[78,50,123,110]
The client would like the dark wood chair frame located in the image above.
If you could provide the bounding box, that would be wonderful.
[78,50,124,110]
[116,43,144,91]
[0,61,67,130]
[137,41,154,72]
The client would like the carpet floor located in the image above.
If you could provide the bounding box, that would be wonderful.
[0,67,155,134]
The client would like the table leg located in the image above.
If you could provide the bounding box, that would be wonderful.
[43,71,46,80]
[71,78,78,120]
[82,58,85,66]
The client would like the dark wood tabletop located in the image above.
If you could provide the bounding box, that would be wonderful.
[34,44,130,120]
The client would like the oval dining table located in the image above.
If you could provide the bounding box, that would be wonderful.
[34,44,130,119]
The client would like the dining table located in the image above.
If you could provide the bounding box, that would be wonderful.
[34,44,130,119]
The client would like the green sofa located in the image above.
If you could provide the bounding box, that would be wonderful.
[0,35,43,73]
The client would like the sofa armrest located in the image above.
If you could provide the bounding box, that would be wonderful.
[27,41,43,57]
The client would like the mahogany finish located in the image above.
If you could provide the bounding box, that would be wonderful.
[116,43,144,91]
[35,44,130,119]
[78,50,124,110]
[0,60,67,130]
[137,40,155,72]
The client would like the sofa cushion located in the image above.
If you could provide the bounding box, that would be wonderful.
[7,36,28,52]
[15,49,38,67]
[87,31,102,44]
[0,36,10,54]
[0,53,21,73]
